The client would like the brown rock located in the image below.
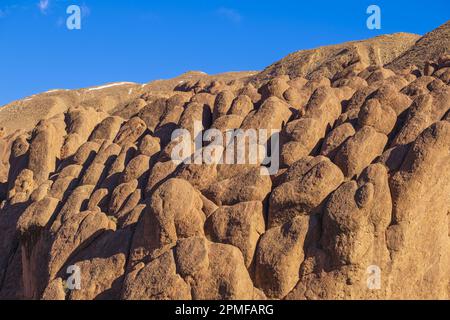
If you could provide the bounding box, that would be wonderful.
[145,160,178,194]
[228,95,254,117]
[41,278,66,300]
[66,229,131,300]
[259,76,290,100]
[387,121,450,298]
[121,154,150,183]
[8,169,35,204]
[122,251,191,300]
[90,116,124,141]
[322,164,392,267]
[204,167,272,206]
[29,117,66,184]
[48,209,115,279]
[175,237,255,299]
[113,98,147,119]
[334,126,388,178]
[114,117,147,147]
[61,107,105,158]
[239,83,261,103]
[213,90,235,120]
[320,123,356,158]
[109,180,138,216]
[205,201,265,268]
[179,102,212,137]
[137,98,167,132]
[280,118,324,166]
[358,98,397,134]
[0,25,449,300]
[269,156,344,227]
[139,135,161,157]
[72,141,101,165]
[392,86,450,146]
[255,216,311,298]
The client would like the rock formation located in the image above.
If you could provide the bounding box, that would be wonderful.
[0,21,449,300]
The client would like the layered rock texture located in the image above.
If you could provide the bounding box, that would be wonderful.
[0,21,449,300]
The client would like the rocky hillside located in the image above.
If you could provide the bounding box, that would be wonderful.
[0,21,449,300]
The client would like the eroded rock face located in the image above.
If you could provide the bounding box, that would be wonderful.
[255,215,311,299]
[0,23,449,300]
[205,201,265,268]
[387,121,450,299]
[334,126,388,179]
[268,156,344,227]
[204,167,272,206]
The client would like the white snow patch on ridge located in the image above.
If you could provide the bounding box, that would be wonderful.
[46,89,68,93]
[87,82,138,91]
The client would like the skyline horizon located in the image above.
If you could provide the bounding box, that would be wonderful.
[1,1,449,106]
[0,26,436,105]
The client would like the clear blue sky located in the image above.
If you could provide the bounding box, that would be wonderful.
[1,0,449,105]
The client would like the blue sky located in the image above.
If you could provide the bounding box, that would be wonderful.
[0,0,448,105]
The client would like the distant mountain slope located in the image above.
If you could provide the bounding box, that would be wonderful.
[252,33,420,82]
[387,20,450,72]
[0,72,256,136]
